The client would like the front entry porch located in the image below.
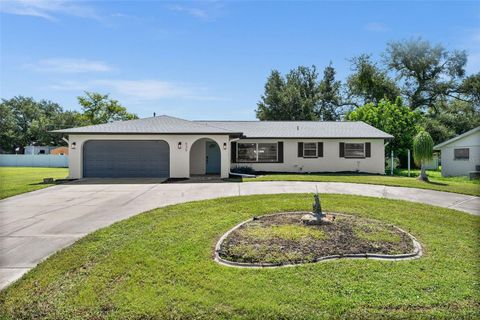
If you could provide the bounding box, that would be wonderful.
[189,138,222,177]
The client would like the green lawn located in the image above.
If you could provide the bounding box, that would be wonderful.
[242,170,480,196]
[0,167,68,200]
[1,194,478,319]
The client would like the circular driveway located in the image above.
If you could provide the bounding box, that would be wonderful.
[1,180,478,289]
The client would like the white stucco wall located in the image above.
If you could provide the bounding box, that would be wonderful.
[232,139,386,174]
[438,131,480,177]
[66,134,386,179]
[66,134,230,179]
[190,138,207,175]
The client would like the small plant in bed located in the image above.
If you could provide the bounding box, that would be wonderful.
[218,212,415,265]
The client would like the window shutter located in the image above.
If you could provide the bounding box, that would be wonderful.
[277,142,284,163]
[318,142,323,157]
[365,142,371,158]
[298,142,304,157]
[231,142,237,163]
[339,142,345,157]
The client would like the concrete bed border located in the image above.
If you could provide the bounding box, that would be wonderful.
[214,212,423,268]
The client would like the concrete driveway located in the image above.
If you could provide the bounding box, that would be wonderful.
[1,180,479,289]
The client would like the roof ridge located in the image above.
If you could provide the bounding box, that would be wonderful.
[194,120,361,123]
[434,126,480,149]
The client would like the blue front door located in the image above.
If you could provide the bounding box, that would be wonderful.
[206,141,221,174]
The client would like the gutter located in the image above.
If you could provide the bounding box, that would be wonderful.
[229,172,256,178]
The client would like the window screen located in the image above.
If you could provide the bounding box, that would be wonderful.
[345,143,365,158]
[454,148,469,160]
[237,143,257,162]
[258,143,277,162]
[303,143,317,157]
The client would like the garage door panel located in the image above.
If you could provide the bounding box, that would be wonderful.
[83,140,169,178]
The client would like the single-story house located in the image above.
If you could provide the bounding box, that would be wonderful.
[434,126,480,177]
[53,115,393,179]
[24,145,58,155]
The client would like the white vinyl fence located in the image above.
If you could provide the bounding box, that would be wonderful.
[423,155,440,170]
[0,155,68,167]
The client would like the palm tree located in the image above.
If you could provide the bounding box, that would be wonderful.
[413,130,434,181]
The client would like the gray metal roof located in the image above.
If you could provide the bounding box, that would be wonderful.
[195,120,393,139]
[53,115,242,135]
[53,115,393,139]
[434,126,480,149]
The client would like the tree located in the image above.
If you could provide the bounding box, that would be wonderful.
[78,92,138,125]
[0,96,67,153]
[458,73,480,106]
[0,94,138,153]
[0,103,17,153]
[385,38,468,111]
[316,63,343,120]
[346,98,421,160]
[422,99,480,145]
[256,66,320,120]
[256,65,346,121]
[412,131,434,181]
[346,54,400,106]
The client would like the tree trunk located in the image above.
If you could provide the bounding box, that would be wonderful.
[417,163,429,182]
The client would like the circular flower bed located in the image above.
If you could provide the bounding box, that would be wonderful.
[216,212,421,267]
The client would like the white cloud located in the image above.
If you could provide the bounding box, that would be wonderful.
[0,0,99,20]
[169,4,209,20]
[48,78,223,101]
[30,58,113,73]
[167,2,225,21]
[365,22,389,32]
[92,79,192,99]
[48,80,88,91]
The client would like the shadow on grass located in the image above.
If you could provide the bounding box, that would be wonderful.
[424,180,448,186]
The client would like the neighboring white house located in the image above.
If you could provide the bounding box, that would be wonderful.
[53,115,393,179]
[24,145,57,155]
[434,127,480,177]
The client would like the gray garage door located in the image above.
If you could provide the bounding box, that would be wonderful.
[83,140,169,178]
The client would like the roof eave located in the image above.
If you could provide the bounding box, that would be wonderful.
[239,136,393,139]
[51,131,243,136]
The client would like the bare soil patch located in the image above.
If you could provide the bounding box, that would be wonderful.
[218,212,415,265]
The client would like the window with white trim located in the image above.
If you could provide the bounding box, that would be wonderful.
[303,143,317,158]
[237,143,277,162]
[345,143,365,158]
[454,148,469,160]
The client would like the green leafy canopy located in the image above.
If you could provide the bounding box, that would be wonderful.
[413,131,434,166]
[346,98,421,157]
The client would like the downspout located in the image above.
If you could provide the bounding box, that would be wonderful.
[384,141,391,176]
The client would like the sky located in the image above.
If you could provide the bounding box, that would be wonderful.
[1,0,479,120]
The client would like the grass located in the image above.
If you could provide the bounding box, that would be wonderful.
[242,169,480,196]
[1,194,478,319]
[242,224,327,241]
[0,167,68,200]
[227,242,311,264]
[353,225,401,243]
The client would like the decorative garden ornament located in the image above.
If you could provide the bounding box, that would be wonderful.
[302,188,334,225]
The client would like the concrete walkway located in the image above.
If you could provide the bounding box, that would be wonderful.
[1,180,478,289]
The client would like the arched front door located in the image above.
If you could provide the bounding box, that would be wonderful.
[205,141,221,174]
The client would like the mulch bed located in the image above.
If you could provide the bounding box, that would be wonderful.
[218,212,415,265]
